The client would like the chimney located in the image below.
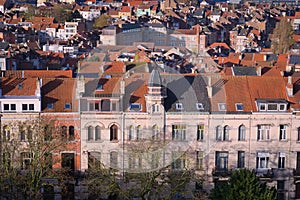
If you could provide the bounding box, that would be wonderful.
[287,76,293,97]
[35,78,41,97]
[76,75,85,98]
[206,76,212,98]
[256,66,261,76]
[120,78,125,95]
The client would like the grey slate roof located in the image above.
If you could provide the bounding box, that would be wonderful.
[163,75,210,112]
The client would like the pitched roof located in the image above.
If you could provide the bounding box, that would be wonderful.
[1,77,38,96]
[4,70,73,78]
[41,78,77,112]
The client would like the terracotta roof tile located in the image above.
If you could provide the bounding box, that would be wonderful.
[41,78,77,112]
[4,70,73,78]
[208,42,230,49]
[103,61,125,74]
[1,77,37,96]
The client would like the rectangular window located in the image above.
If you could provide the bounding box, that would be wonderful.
[3,104,9,110]
[196,103,204,110]
[278,153,285,169]
[257,125,270,141]
[237,151,245,168]
[268,103,278,111]
[95,103,99,111]
[176,103,183,110]
[22,104,28,111]
[279,104,286,111]
[279,125,287,140]
[196,151,203,170]
[129,103,141,111]
[172,125,186,141]
[218,103,226,111]
[215,151,228,171]
[10,104,16,111]
[29,104,34,111]
[172,151,186,170]
[236,103,244,111]
[256,152,269,169]
[259,103,266,111]
[112,102,117,111]
[197,124,204,141]
[89,103,94,111]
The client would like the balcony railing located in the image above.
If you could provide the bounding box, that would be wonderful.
[212,168,233,177]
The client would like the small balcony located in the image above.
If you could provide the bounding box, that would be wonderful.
[255,168,274,181]
[212,168,233,178]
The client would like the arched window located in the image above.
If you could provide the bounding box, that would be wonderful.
[44,125,52,141]
[95,126,101,141]
[216,126,222,141]
[238,125,246,141]
[223,126,229,141]
[3,125,10,141]
[110,151,118,168]
[27,128,32,141]
[152,125,159,140]
[136,125,142,140]
[61,126,67,140]
[69,126,75,141]
[20,126,26,141]
[110,124,118,141]
[129,125,134,141]
[88,126,94,141]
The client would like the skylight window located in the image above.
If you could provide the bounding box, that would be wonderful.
[64,103,71,109]
[196,103,204,110]
[236,103,244,111]
[218,103,226,111]
[176,103,183,110]
[18,83,23,89]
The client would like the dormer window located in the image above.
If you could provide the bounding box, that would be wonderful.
[64,103,71,109]
[176,103,183,110]
[259,103,266,111]
[267,103,277,111]
[218,103,226,111]
[130,103,141,111]
[279,104,286,111]
[96,84,103,90]
[196,103,204,110]
[47,103,54,109]
[256,99,288,112]
[236,103,244,111]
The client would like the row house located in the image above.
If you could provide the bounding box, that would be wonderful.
[77,62,300,199]
[0,74,81,182]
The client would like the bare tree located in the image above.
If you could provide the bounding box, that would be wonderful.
[0,118,71,199]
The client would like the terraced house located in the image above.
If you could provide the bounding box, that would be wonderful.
[2,66,300,199]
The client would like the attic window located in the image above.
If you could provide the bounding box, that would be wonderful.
[176,103,183,110]
[47,103,54,109]
[259,103,266,111]
[196,103,204,110]
[64,103,71,109]
[279,104,286,111]
[218,103,226,111]
[18,83,23,89]
[236,103,244,111]
[130,103,141,111]
[96,84,103,90]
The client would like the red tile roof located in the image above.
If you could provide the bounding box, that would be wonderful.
[1,77,38,96]
[4,70,73,78]
[42,78,77,112]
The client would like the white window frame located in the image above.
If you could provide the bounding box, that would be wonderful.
[259,103,266,111]
[218,103,226,111]
[257,124,270,141]
[172,125,186,141]
[196,103,204,110]
[129,103,142,111]
[257,152,269,169]
[279,124,287,141]
[278,152,285,169]
[236,103,244,111]
[176,103,183,110]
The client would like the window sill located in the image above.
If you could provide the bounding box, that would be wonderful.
[110,140,119,143]
[279,139,288,142]
[86,140,102,143]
